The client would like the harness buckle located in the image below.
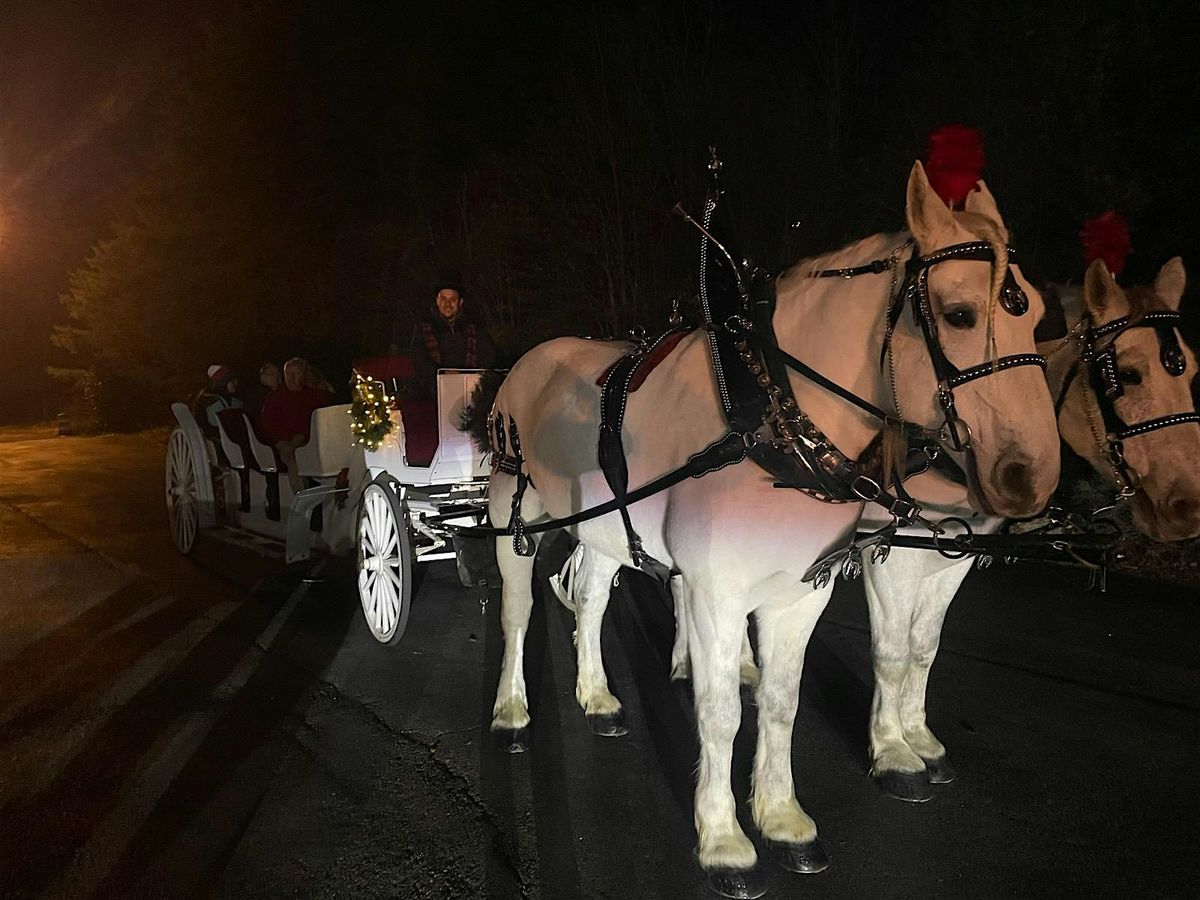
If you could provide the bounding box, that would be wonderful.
[851,475,882,503]
[887,496,920,525]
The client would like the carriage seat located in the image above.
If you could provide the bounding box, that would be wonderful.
[294,404,353,477]
[351,355,438,466]
[354,353,416,396]
[213,410,247,469]
[216,409,285,472]
[396,397,438,467]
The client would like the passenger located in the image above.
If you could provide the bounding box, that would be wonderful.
[258,357,335,494]
[242,362,281,424]
[410,278,496,396]
[304,363,336,394]
[192,364,243,434]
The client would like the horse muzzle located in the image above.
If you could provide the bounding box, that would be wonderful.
[967,449,1057,519]
[1133,485,1200,542]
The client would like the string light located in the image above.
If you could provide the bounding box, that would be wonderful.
[349,370,394,451]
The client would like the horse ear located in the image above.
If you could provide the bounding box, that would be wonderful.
[1083,258,1122,317]
[906,161,958,248]
[1153,256,1186,310]
[962,180,1002,225]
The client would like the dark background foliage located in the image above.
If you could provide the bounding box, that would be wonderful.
[2,0,1198,428]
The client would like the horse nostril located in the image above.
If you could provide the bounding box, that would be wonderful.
[1167,494,1200,524]
[999,460,1034,498]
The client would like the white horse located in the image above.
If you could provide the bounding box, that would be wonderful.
[858,256,1200,800]
[486,162,1060,896]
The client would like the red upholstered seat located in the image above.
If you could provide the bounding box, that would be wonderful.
[355,354,414,380]
[396,397,439,467]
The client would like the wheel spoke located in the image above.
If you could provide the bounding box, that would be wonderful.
[366,494,383,550]
[384,566,402,590]
[375,575,390,634]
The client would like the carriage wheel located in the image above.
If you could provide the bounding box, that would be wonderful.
[165,428,200,555]
[356,478,414,645]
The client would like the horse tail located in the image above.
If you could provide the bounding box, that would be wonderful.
[461,368,508,454]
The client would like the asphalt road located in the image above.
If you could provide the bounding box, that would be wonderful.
[0,430,1197,899]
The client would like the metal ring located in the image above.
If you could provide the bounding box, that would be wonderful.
[932,516,974,559]
[939,417,973,451]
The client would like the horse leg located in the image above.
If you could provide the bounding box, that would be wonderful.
[750,587,832,875]
[898,558,973,784]
[862,549,935,801]
[670,580,757,690]
[738,621,759,689]
[488,472,544,753]
[687,586,766,898]
[571,549,627,736]
[669,574,691,682]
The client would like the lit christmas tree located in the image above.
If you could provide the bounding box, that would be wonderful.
[349,371,394,450]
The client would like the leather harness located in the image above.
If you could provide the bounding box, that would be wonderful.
[470,160,1050,587]
[1056,308,1198,496]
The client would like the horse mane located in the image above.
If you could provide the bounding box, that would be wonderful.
[777,231,904,288]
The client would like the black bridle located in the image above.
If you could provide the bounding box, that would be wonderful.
[1060,309,1200,495]
[816,240,1046,453]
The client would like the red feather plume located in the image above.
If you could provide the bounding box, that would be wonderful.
[925,125,985,208]
[1080,211,1132,277]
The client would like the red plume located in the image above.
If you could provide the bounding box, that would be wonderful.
[925,125,985,208]
[1080,211,1132,277]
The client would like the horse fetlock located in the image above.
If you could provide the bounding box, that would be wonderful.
[871,743,926,776]
[577,684,622,717]
[752,797,817,845]
[491,697,530,731]
[697,829,758,870]
[669,654,692,682]
[902,724,945,760]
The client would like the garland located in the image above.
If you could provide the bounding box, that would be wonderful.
[349,371,394,451]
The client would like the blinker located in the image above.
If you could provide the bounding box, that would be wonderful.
[1159,329,1186,377]
[1000,270,1028,316]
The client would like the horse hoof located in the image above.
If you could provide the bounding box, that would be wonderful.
[873,769,933,802]
[702,863,768,899]
[921,755,956,784]
[491,727,530,753]
[765,837,829,874]
[587,710,628,738]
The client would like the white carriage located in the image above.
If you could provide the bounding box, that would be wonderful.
[165,365,493,645]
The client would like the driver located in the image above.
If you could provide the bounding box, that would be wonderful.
[409,277,496,396]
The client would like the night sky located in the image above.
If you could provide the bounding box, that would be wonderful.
[2,0,1198,424]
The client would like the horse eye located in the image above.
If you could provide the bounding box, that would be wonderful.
[943,308,976,329]
[1119,368,1143,386]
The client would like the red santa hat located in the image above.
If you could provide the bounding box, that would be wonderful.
[207,364,232,385]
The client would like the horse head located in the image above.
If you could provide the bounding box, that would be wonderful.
[885,162,1060,517]
[1057,258,1200,541]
